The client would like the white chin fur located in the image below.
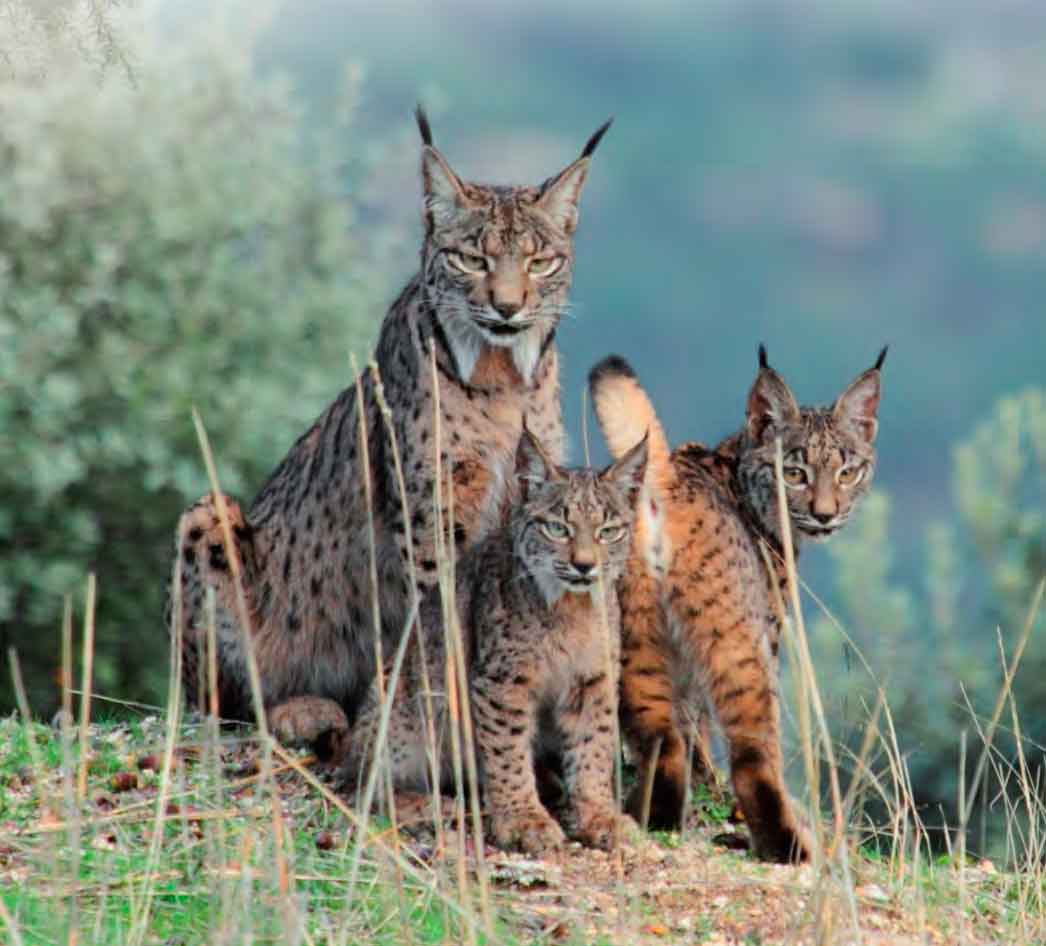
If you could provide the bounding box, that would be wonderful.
[533,568,565,607]
[441,308,545,386]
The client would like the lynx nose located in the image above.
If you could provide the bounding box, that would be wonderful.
[812,511,835,525]
[572,561,595,577]
[492,297,524,319]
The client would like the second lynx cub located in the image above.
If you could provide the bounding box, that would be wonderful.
[340,429,649,855]
[590,347,885,862]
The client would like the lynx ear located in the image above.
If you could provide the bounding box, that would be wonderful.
[416,106,471,234]
[601,432,649,505]
[516,423,562,497]
[746,344,800,443]
[536,118,612,234]
[833,349,886,445]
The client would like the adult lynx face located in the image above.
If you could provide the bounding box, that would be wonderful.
[417,108,611,384]
[740,346,886,542]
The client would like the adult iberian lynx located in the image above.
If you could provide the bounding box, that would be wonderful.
[168,109,612,745]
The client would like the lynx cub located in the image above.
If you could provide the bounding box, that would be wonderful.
[339,429,649,855]
[589,347,885,862]
[168,110,611,743]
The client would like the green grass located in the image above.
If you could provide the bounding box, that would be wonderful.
[0,715,509,946]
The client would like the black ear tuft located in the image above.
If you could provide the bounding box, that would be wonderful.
[588,354,636,389]
[758,343,769,370]
[581,118,614,159]
[415,104,433,147]
[874,345,889,371]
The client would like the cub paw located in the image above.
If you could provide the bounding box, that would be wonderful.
[749,811,814,864]
[575,808,639,851]
[624,774,685,831]
[490,809,566,856]
[268,697,350,760]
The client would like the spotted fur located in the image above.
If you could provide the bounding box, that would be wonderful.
[588,347,885,863]
[167,111,611,743]
[340,430,648,855]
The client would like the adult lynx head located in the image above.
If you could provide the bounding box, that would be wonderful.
[513,428,647,605]
[415,107,611,385]
[740,345,887,543]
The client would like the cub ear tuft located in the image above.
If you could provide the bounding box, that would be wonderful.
[833,358,884,445]
[602,431,649,502]
[516,423,562,496]
[746,355,799,443]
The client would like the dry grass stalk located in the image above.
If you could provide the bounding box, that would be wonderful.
[77,573,97,801]
[427,351,480,946]
[772,437,861,943]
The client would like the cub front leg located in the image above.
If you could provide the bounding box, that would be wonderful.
[471,671,565,855]
[560,665,636,851]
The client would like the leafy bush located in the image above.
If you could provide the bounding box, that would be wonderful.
[0,22,386,713]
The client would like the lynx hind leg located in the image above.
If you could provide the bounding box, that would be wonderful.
[170,492,254,718]
[619,567,690,831]
[687,600,812,863]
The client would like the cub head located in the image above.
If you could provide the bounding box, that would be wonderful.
[739,345,886,543]
[415,106,611,385]
[512,426,647,604]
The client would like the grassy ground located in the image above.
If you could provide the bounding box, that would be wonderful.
[0,711,1037,946]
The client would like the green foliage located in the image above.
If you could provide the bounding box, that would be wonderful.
[0,24,385,713]
[808,388,1046,850]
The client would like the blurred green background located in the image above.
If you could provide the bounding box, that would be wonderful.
[2,0,1044,855]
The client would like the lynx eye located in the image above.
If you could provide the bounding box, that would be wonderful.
[541,520,571,541]
[446,251,488,274]
[597,524,626,543]
[528,256,563,277]
[837,464,866,487]
[782,466,808,487]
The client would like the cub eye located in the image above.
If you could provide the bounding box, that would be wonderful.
[446,251,487,274]
[782,466,808,487]
[837,465,866,487]
[528,256,563,277]
[541,520,570,541]
[597,524,626,543]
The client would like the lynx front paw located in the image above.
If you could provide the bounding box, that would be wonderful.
[575,808,639,851]
[490,809,566,856]
[268,696,350,760]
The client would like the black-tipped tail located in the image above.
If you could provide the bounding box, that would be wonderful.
[588,353,636,389]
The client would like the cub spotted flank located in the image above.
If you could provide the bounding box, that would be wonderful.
[168,109,613,745]
[589,346,885,863]
[339,428,649,856]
